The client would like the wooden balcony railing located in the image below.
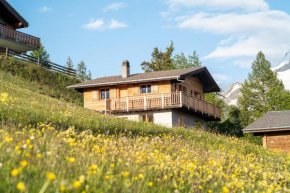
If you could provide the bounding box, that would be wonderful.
[90,92,221,118]
[0,24,41,49]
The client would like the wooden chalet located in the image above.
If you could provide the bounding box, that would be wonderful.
[243,111,290,152]
[68,60,222,128]
[0,0,40,51]
[0,0,76,77]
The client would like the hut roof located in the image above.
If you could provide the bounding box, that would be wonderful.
[243,110,290,133]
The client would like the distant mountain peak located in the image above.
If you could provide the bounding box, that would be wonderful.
[223,82,242,106]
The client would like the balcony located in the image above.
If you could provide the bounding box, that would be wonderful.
[0,24,40,52]
[85,92,222,120]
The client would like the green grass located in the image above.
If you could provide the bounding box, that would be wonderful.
[0,56,82,105]
[0,64,290,192]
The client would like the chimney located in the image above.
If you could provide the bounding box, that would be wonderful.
[122,60,130,78]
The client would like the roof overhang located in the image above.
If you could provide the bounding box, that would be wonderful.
[243,126,290,133]
[0,0,29,28]
[67,76,179,91]
[179,67,220,93]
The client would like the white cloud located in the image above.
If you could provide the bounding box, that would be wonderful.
[160,0,290,67]
[83,19,127,31]
[212,73,231,83]
[39,6,52,12]
[165,0,269,12]
[108,19,128,29]
[103,2,127,12]
[83,19,105,30]
[233,59,253,68]
[177,11,290,61]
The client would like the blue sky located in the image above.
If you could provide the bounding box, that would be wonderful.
[9,0,290,91]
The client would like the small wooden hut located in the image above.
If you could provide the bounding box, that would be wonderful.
[243,110,290,152]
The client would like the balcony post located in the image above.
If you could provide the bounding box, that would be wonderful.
[144,95,147,110]
[105,99,107,114]
[6,47,8,56]
[126,97,129,112]
[180,92,182,107]
[161,93,164,108]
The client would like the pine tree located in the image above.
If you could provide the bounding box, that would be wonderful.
[188,51,202,67]
[174,51,202,69]
[141,41,175,72]
[66,56,74,69]
[174,52,188,69]
[238,51,290,127]
[76,61,87,82]
[86,70,92,81]
[30,43,50,62]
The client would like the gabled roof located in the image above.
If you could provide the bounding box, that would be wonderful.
[243,110,290,133]
[0,0,29,28]
[67,67,220,93]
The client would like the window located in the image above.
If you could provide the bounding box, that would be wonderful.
[140,114,154,123]
[141,85,151,94]
[100,89,110,100]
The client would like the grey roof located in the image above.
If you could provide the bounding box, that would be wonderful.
[67,67,220,93]
[243,110,290,133]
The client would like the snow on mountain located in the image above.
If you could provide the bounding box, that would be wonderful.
[223,82,242,106]
[272,55,290,90]
[277,69,290,90]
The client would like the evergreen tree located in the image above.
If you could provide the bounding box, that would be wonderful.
[76,61,88,82]
[173,52,188,69]
[86,70,92,81]
[30,43,50,62]
[141,41,175,72]
[66,56,74,69]
[238,51,290,127]
[174,51,202,69]
[188,51,202,67]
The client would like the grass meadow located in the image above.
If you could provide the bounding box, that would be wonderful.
[0,59,290,192]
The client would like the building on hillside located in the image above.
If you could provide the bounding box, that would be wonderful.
[68,60,222,128]
[0,0,40,52]
[0,0,76,77]
[243,111,290,152]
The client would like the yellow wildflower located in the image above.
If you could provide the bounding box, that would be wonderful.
[123,171,130,177]
[67,157,76,163]
[20,160,28,167]
[223,186,229,193]
[16,182,25,191]
[47,172,56,180]
[73,181,81,189]
[60,186,66,192]
[138,173,144,178]
[148,182,153,187]
[11,169,19,177]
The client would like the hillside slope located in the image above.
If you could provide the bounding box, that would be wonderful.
[0,56,83,105]
[0,68,290,192]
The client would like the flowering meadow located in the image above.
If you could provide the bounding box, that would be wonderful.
[1,66,290,192]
